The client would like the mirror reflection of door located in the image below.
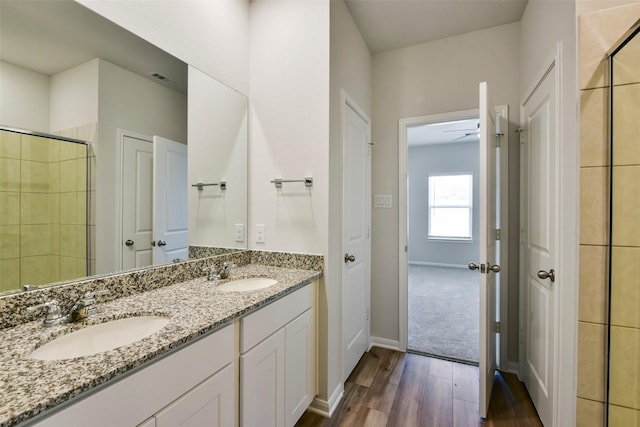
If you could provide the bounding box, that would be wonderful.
[121,133,188,270]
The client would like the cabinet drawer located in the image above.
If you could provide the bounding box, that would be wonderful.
[31,324,235,427]
[241,285,312,353]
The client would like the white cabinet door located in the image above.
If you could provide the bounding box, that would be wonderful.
[241,328,286,427]
[285,309,314,427]
[155,364,235,427]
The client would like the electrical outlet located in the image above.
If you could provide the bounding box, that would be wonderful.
[373,194,392,208]
[234,224,245,242]
[255,224,265,243]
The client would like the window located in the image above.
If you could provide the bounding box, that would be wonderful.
[428,174,473,240]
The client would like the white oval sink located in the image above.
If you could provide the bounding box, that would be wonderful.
[30,316,170,361]
[217,277,278,292]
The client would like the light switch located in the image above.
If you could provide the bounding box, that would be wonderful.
[255,224,265,243]
[235,224,245,242]
[373,194,392,208]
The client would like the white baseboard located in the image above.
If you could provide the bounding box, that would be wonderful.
[308,382,344,418]
[503,361,522,379]
[370,336,401,351]
[408,261,468,269]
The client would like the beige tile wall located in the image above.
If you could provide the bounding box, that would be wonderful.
[0,124,95,293]
[578,3,640,425]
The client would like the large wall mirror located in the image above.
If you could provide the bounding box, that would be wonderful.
[0,0,248,295]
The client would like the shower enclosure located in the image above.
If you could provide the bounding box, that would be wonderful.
[607,20,640,427]
[0,127,89,293]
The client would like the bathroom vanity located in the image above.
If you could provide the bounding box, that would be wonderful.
[0,260,321,427]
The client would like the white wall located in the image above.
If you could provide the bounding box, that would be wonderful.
[326,0,372,410]
[248,0,330,255]
[371,22,521,359]
[520,0,578,424]
[49,59,99,133]
[0,61,50,132]
[96,59,187,273]
[408,142,480,266]
[77,0,250,96]
[188,66,248,250]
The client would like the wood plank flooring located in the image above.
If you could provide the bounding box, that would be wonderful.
[296,347,543,427]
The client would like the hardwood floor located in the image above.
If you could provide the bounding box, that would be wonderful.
[296,347,543,427]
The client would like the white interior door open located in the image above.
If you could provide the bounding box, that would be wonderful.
[342,94,371,381]
[121,135,153,270]
[520,60,558,427]
[153,136,188,264]
[475,81,499,418]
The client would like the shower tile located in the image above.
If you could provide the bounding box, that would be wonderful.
[0,258,20,292]
[48,139,60,162]
[611,246,640,329]
[58,127,78,143]
[609,326,640,410]
[59,159,78,192]
[580,88,609,168]
[76,192,87,225]
[20,225,50,257]
[0,158,20,192]
[60,225,78,256]
[49,194,59,224]
[77,123,97,144]
[47,255,60,284]
[49,224,60,256]
[0,192,20,225]
[20,193,49,225]
[578,245,608,324]
[0,225,20,260]
[612,30,640,86]
[577,321,606,402]
[76,257,87,277]
[20,135,49,162]
[59,140,78,161]
[59,256,79,281]
[609,404,639,427]
[59,192,78,225]
[612,83,640,166]
[0,131,20,159]
[579,167,609,246]
[76,158,87,192]
[576,398,604,427]
[75,225,86,259]
[48,161,60,193]
[578,3,640,89]
[21,255,51,286]
[20,160,49,193]
[611,165,640,247]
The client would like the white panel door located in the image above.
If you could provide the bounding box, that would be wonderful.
[342,99,371,381]
[153,136,188,264]
[122,135,153,270]
[521,62,557,427]
[284,309,314,427]
[154,364,235,427]
[241,329,286,427]
[478,81,499,418]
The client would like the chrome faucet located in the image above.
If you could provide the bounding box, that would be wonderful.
[202,262,236,281]
[27,290,110,327]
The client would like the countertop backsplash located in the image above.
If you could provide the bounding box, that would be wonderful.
[0,250,323,331]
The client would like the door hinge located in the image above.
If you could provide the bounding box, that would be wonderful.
[495,321,501,334]
[495,228,501,241]
[495,133,503,148]
[405,245,408,253]
[367,227,370,238]
[366,309,370,321]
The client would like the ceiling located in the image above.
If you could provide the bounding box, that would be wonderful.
[345,0,528,53]
[407,118,480,147]
[0,0,187,94]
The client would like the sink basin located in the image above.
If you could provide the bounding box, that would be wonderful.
[30,316,170,361]
[216,277,278,292]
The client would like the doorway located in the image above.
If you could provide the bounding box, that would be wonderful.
[399,106,510,368]
[405,116,481,363]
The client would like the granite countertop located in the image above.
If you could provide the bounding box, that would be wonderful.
[0,264,321,427]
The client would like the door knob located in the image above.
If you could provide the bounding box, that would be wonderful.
[487,263,501,273]
[157,240,167,247]
[125,239,134,247]
[468,262,481,271]
[537,269,555,282]
[344,253,356,263]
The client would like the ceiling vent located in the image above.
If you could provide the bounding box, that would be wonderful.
[148,71,174,84]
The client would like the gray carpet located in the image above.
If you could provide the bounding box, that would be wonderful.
[408,265,479,363]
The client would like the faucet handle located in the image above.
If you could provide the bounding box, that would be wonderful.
[27,300,65,327]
